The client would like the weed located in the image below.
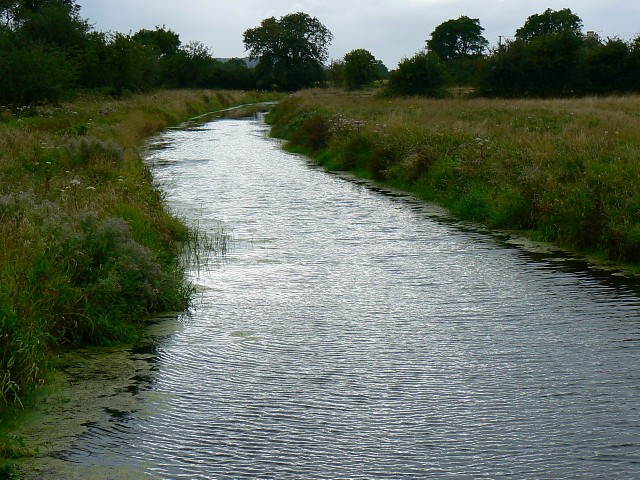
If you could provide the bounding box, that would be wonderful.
[0,461,18,480]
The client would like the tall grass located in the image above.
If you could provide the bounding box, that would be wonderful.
[0,89,282,421]
[268,90,640,268]
[181,221,232,274]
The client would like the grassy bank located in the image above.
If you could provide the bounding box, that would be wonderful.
[0,90,280,430]
[268,89,640,270]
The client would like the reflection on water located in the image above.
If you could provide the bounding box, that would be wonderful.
[53,116,640,479]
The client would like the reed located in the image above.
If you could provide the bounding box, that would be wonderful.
[268,89,640,269]
[181,220,233,274]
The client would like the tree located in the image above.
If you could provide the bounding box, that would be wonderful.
[478,34,588,98]
[243,12,332,90]
[327,59,345,86]
[343,48,381,90]
[133,26,181,58]
[103,32,150,96]
[385,52,447,97]
[0,29,75,105]
[13,0,89,54]
[427,16,488,61]
[586,38,631,94]
[478,8,590,98]
[0,0,85,104]
[375,60,389,80]
[629,35,640,92]
[77,31,111,89]
[515,8,583,41]
[181,40,218,87]
[427,16,488,87]
[212,58,256,90]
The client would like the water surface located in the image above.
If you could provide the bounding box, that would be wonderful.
[48,116,640,478]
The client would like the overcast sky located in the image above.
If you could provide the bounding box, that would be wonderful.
[79,1,640,69]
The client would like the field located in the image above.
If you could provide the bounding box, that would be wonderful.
[268,89,640,270]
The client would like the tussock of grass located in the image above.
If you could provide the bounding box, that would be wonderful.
[268,90,640,268]
[0,89,282,418]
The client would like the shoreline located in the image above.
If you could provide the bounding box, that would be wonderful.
[0,90,283,473]
[267,90,640,276]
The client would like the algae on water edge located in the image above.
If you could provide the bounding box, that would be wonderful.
[8,315,184,480]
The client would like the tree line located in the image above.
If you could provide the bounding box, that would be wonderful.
[0,0,257,106]
[2,1,640,107]
[243,7,640,99]
[380,8,640,97]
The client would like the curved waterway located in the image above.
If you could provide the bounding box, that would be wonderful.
[33,115,640,478]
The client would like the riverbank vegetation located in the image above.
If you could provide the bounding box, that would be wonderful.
[0,90,281,472]
[268,91,640,269]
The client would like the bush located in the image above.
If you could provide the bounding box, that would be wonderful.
[343,49,381,90]
[586,39,631,94]
[0,191,190,407]
[385,52,448,97]
[287,113,331,155]
[0,35,75,106]
[478,34,588,98]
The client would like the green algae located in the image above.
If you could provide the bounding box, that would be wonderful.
[5,315,183,479]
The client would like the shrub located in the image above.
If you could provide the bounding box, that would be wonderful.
[0,192,190,404]
[385,52,448,97]
[343,49,381,90]
[287,113,331,155]
[0,34,75,107]
[478,34,588,98]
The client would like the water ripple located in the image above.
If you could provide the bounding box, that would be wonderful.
[59,116,640,479]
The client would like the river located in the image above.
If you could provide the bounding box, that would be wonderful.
[23,113,640,479]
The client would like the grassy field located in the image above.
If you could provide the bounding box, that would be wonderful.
[0,89,281,442]
[268,89,640,271]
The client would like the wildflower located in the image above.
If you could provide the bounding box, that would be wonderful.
[70,178,81,187]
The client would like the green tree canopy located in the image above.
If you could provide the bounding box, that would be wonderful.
[478,33,588,98]
[0,0,85,104]
[586,38,631,94]
[427,16,488,61]
[133,26,181,58]
[343,48,381,90]
[328,59,345,86]
[386,52,447,97]
[243,12,332,90]
[515,8,583,41]
[4,0,88,41]
[0,28,75,105]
